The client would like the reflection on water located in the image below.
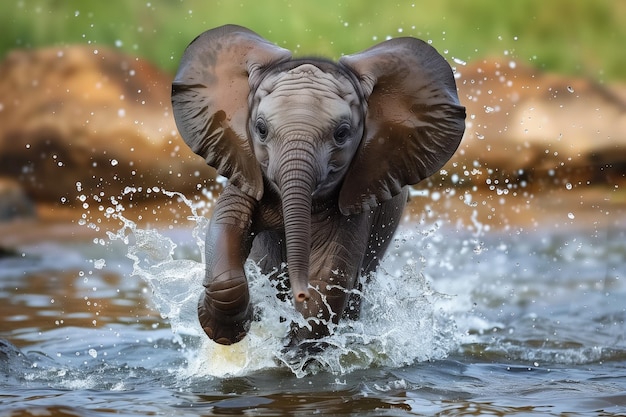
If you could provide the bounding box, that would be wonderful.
[1,188,626,416]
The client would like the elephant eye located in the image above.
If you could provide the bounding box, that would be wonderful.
[255,118,268,141]
[333,123,351,145]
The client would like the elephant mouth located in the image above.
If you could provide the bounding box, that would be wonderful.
[311,167,344,202]
[311,183,333,200]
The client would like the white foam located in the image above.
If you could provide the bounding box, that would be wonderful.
[103,190,461,378]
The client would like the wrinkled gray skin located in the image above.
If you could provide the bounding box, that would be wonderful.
[171,25,466,346]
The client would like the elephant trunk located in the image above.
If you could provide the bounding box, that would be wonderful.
[276,144,317,303]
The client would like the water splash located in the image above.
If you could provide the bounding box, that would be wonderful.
[96,188,459,378]
[186,260,456,379]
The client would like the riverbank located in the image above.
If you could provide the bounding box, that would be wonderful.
[1,185,624,253]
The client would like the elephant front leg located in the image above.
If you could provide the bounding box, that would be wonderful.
[289,216,369,345]
[290,276,355,344]
[344,189,409,320]
[199,186,255,345]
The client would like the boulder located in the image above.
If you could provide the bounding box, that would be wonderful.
[449,58,626,188]
[0,177,36,221]
[1,46,623,206]
[0,45,213,205]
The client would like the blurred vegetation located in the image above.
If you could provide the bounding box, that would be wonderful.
[3,0,626,81]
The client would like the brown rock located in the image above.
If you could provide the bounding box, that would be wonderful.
[2,47,622,207]
[449,58,626,189]
[0,45,213,205]
[0,177,36,221]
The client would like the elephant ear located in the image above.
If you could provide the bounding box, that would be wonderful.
[338,37,466,215]
[171,25,291,201]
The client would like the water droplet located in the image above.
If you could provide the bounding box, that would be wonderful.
[567,86,574,93]
[452,57,467,66]
[565,183,572,190]
[94,259,106,269]
[567,212,575,219]
[111,159,118,166]
[88,348,98,358]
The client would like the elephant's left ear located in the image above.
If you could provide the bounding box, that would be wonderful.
[171,25,291,201]
[338,37,466,215]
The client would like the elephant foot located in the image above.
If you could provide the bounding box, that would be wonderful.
[342,289,363,321]
[279,340,339,374]
[283,340,329,356]
[197,290,252,345]
[287,317,332,349]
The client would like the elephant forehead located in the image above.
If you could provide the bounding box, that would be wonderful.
[257,64,360,112]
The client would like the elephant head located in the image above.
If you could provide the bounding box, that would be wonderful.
[172,25,465,305]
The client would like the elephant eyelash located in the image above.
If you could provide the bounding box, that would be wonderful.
[255,118,269,140]
[333,122,351,145]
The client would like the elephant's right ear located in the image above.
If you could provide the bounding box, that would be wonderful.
[338,37,466,215]
[171,25,291,201]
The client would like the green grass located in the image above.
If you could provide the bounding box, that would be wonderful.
[3,0,625,81]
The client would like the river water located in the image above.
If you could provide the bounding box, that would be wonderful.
[1,186,625,416]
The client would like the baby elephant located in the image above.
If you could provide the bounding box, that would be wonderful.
[171,25,465,346]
